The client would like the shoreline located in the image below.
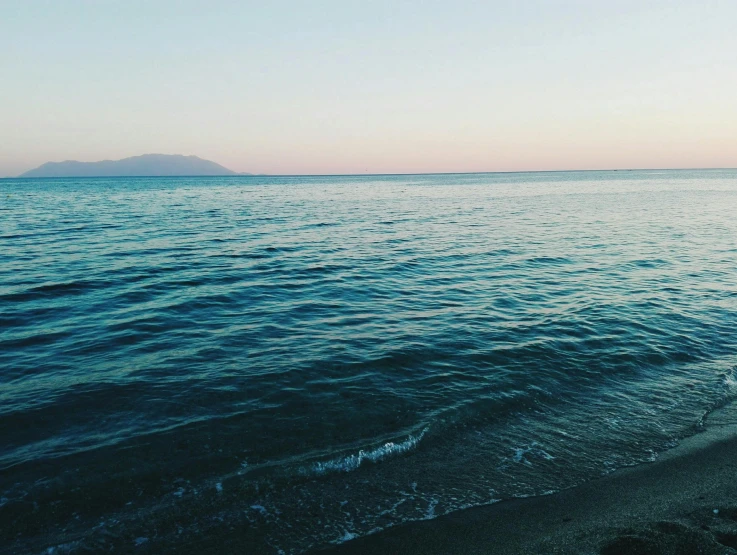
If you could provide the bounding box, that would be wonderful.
[319,408,737,554]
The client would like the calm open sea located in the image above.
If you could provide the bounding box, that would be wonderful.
[1,170,737,553]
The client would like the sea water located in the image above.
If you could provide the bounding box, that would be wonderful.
[1,170,736,553]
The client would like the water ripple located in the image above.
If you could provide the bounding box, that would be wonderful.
[1,170,736,553]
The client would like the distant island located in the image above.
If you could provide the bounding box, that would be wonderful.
[19,154,240,177]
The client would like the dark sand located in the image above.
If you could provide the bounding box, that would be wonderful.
[319,408,737,555]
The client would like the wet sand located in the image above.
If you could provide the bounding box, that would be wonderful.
[320,409,737,555]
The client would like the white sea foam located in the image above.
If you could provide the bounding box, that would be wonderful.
[510,442,555,467]
[423,497,438,519]
[43,541,82,555]
[311,428,428,475]
[722,367,737,392]
[338,530,358,543]
[699,366,737,428]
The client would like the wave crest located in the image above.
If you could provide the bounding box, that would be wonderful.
[310,428,428,475]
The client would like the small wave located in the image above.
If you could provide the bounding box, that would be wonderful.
[525,256,572,265]
[696,366,737,428]
[721,367,737,393]
[310,428,428,475]
[508,442,555,467]
[335,530,359,544]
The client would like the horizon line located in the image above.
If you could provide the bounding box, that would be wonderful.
[3,166,737,180]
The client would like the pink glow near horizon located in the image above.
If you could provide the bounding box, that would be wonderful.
[2,1,736,177]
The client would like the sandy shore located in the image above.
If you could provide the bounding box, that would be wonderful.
[319,408,737,555]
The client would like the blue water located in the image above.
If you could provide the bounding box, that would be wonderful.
[1,170,737,553]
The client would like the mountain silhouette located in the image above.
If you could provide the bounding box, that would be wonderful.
[20,154,237,177]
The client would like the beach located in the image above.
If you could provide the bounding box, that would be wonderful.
[323,406,737,555]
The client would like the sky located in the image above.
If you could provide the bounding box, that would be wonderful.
[1,0,736,176]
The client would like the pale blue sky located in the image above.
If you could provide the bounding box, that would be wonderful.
[1,1,736,176]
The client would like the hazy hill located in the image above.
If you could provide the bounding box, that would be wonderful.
[20,154,237,177]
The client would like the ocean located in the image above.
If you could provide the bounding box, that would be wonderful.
[1,170,736,553]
